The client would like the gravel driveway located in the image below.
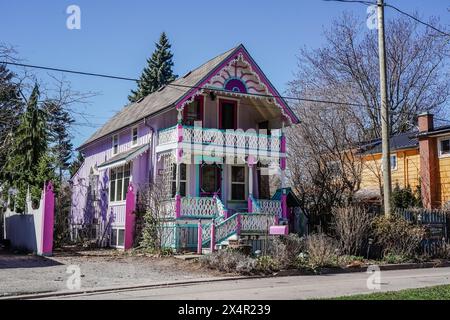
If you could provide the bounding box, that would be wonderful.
[0,247,220,297]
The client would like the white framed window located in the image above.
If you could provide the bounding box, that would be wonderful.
[109,163,131,203]
[110,227,125,248]
[438,137,450,158]
[390,154,398,170]
[380,154,398,171]
[112,134,119,155]
[131,127,138,146]
[230,166,247,201]
[170,163,187,197]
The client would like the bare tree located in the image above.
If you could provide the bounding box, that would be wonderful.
[289,13,450,136]
[139,155,175,253]
[287,101,364,232]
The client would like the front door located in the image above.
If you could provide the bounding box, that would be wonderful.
[200,163,221,197]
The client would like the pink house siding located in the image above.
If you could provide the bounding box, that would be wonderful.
[71,122,153,228]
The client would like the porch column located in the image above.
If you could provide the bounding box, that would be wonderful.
[280,122,288,221]
[197,220,202,255]
[175,109,183,219]
[247,155,256,213]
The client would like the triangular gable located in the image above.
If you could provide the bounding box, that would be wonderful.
[175,44,299,125]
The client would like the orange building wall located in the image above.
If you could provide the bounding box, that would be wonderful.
[360,149,420,192]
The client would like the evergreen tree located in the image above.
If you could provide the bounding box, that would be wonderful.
[128,32,177,102]
[0,64,23,174]
[69,151,84,177]
[3,84,50,209]
[44,101,74,184]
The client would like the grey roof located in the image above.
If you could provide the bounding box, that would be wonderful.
[98,144,149,169]
[79,45,239,149]
[360,131,419,155]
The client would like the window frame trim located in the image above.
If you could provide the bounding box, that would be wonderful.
[112,134,119,155]
[438,136,450,158]
[131,126,139,146]
[229,165,248,201]
[109,163,132,204]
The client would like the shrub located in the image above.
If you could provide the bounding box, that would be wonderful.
[332,205,372,256]
[372,215,425,258]
[255,256,278,273]
[270,234,305,269]
[200,249,255,274]
[304,233,339,269]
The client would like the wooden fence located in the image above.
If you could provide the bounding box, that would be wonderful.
[395,208,449,256]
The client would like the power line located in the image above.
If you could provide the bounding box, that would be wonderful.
[323,0,450,37]
[0,60,373,109]
[385,3,450,37]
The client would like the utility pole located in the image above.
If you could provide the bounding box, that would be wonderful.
[377,0,392,216]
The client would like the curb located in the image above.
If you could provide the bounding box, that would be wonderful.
[0,276,249,300]
[2,260,450,300]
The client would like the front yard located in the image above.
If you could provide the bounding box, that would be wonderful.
[0,246,223,297]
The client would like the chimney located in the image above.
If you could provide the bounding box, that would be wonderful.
[418,112,434,132]
[418,112,439,208]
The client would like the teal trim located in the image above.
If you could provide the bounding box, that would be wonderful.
[177,215,215,219]
[216,231,237,244]
[157,125,177,133]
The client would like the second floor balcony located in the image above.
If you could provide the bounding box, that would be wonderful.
[156,125,284,160]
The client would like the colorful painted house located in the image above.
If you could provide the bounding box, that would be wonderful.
[358,112,450,209]
[70,44,300,250]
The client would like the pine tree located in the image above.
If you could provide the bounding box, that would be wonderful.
[0,64,23,173]
[128,32,177,102]
[44,101,74,184]
[69,151,84,177]
[3,84,50,209]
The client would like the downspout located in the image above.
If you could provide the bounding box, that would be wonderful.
[144,117,155,185]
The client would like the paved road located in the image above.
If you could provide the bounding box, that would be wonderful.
[47,267,450,300]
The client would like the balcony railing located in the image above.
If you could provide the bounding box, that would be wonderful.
[156,125,282,157]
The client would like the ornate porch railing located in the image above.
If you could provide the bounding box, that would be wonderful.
[157,125,281,156]
[250,196,282,217]
[181,197,217,218]
[240,213,277,232]
[214,213,240,244]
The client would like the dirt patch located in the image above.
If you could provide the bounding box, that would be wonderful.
[0,247,225,296]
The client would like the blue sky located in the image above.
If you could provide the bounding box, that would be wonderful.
[1,0,449,148]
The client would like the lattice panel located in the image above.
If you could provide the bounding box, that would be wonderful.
[181,197,218,217]
[258,199,282,216]
[241,214,275,231]
[158,127,177,145]
[215,215,239,242]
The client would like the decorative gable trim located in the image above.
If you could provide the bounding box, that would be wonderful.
[175,45,299,125]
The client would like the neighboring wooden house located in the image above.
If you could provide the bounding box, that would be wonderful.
[70,44,300,250]
[358,112,450,209]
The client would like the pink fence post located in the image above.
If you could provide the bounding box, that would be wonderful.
[124,182,136,250]
[197,221,202,255]
[41,182,54,256]
[210,223,215,252]
[247,197,253,213]
[175,194,181,219]
[281,192,288,221]
[236,214,241,236]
